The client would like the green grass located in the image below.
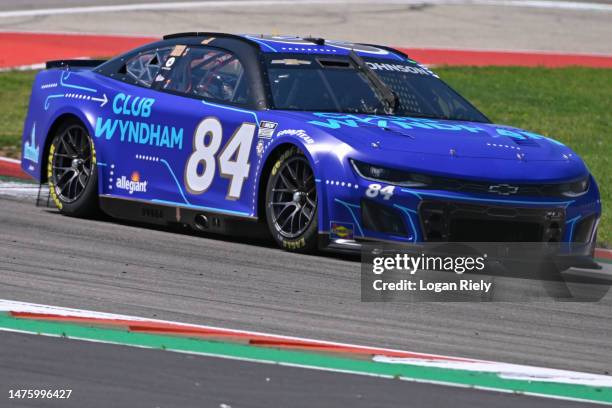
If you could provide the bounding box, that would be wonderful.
[0,70,36,158]
[0,67,609,244]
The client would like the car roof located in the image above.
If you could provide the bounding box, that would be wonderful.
[162,32,408,61]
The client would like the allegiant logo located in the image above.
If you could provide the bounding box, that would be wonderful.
[116,171,148,194]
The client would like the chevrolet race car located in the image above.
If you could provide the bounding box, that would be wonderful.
[21,33,601,254]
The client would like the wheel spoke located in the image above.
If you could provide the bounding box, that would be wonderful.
[78,172,88,188]
[68,176,78,198]
[276,202,295,220]
[278,171,295,190]
[67,129,78,151]
[59,171,77,194]
[56,169,75,189]
[303,209,312,221]
[298,209,306,228]
[285,162,298,184]
[280,207,298,230]
[60,137,76,156]
[288,207,299,233]
[303,173,313,186]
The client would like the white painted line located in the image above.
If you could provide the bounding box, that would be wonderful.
[0,157,20,164]
[374,356,612,388]
[0,182,40,199]
[0,63,45,72]
[0,0,609,19]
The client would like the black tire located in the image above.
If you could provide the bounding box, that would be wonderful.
[265,147,318,252]
[47,119,99,217]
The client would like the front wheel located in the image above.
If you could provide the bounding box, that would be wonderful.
[47,119,99,217]
[265,147,318,252]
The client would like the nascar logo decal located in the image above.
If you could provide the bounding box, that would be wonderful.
[330,221,354,240]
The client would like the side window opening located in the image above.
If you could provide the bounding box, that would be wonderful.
[122,47,172,87]
[161,46,251,106]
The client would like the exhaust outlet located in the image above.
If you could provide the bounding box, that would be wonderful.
[194,214,209,230]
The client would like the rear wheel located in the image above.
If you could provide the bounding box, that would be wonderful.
[47,119,99,217]
[265,147,318,252]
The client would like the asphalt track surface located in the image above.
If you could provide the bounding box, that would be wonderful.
[0,330,596,408]
[1,189,611,377]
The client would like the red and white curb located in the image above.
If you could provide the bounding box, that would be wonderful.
[0,299,467,361]
[1,299,611,389]
[0,157,29,179]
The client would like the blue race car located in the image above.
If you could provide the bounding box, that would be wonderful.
[21,33,601,253]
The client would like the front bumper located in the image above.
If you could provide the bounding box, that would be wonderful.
[320,174,601,247]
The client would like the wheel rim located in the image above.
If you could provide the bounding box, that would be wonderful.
[270,156,316,239]
[51,125,93,203]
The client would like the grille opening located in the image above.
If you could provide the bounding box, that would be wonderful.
[573,214,597,243]
[318,59,351,68]
[450,218,542,242]
[419,201,564,242]
[546,222,562,243]
[361,199,408,237]
[142,208,163,219]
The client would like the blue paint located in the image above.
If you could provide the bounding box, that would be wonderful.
[393,204,419,242]
[334,198,364,237]
[160,158,189,205]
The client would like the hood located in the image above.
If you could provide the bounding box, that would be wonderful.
[273,111,589,182]
[287,112,576,160]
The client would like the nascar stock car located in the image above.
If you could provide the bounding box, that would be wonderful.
[21,33,601,254]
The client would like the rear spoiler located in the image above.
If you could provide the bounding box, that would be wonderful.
[45,59,107,69]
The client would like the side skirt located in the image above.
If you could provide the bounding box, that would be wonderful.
[99,196,269,238]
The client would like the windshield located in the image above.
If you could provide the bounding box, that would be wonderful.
[265,54,490,123]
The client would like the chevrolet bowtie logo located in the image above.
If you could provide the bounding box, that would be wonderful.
[488,184,519,195]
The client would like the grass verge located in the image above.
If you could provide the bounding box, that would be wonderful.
[0,70,36,158]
